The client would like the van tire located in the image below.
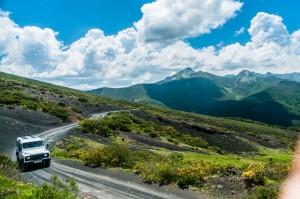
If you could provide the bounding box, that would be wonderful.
[44,159,51,167]
[21,160,27,171]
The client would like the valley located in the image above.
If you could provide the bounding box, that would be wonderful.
[90,69,300,128]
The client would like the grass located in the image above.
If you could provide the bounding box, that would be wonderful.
[0,71,135,122]
[79,112,210,149]
[183,148,292,170]
[142,107,298,147]
[51,130,292,198]
[0,154,78,199]
[53,109,294,198]
[253,146,293,163]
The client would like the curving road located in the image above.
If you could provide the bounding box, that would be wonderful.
[10,111,205,199]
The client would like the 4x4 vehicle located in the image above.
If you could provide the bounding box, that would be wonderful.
[16,136,51,171]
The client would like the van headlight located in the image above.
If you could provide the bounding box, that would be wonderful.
[44,153,49,157]
[26,156,30,160]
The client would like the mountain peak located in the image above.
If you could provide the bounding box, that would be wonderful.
[173,67,196,78]
[236,70,257,83]
[237,70,255,77]
[176,67,196,76]
[157,67,196,84]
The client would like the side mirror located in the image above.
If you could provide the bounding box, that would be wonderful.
[46,144,49,149]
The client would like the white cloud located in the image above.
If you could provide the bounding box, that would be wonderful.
[234,27,245,36]
[248,12,289,47]
[135,0,243,42]
[0,11,64,75]
[1,9,300,90]
[196,12,300,75]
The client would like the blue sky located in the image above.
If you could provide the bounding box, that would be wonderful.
[0,0,300,89]
[189,0,300,48]
[1,0,153,44]
[2,0,299,47]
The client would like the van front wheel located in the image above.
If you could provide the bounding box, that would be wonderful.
[21,160,27,171]
[44,159,51,167]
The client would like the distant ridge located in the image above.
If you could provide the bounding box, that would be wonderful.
[88,68,300,127]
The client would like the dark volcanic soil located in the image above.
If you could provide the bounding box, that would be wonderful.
[131,110,259,154]
[0,108,66,156]
[0,103,118,157]
[205,175,246,199]
[122,132,208,154]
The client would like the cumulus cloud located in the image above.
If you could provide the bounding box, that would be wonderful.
[135,0,243,42]
[248,12,290,47]
[0,11,64,76]
[1,8,300,90]
[197,12,300,74]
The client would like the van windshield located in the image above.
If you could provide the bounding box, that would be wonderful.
[23,141,43,149]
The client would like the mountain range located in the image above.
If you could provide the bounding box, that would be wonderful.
[89,69,300,127]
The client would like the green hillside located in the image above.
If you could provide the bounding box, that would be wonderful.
[0,71,298,198]
[209,81,300,127]
[89,69,300,127]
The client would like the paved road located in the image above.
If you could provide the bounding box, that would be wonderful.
[10,111,205,199]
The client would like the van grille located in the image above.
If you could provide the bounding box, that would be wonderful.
[31,154,45,160]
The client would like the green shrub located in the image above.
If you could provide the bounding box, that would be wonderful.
[158,165,178,185]
[84,145,130,168]
[78,97,88,103]
[243,164,267,186]
[264,162,290,181]
[149,132,159,138]
[134,161,171,184]
[22,100,39,110]
[51,146,70,158]
[79,119,114,137]
[247,186,279,199]
[256,186,278,199]
[41,103,70,121]
[127,151,161,168]
[169,153,184,161]
[71,105,82,113]
[66,144,81,151]
[0,154,18,178]
[176,163,207,189]
[32,176,78,199]
[243,163,290,187]
[0,155,78,199]
[181,135,209,148]
[177,174,205,189]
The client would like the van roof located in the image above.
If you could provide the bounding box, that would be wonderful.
[17,135,43,143]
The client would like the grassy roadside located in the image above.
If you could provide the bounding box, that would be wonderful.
[0,154,78,199]
[52,137,290,198]
[51,112,294,198]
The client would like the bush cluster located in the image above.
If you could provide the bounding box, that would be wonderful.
[41,102,70,121]
[32,176,78,199]
[83,145,131,168]
[0,154,18,178]
[79,119,114,137]
[0,89,71,121]
[242,163,290,187]
[247,186,279,199]
[53,136,223,190]
[79,112,209,149]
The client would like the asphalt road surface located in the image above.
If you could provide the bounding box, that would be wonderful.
[9,111,205,199]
